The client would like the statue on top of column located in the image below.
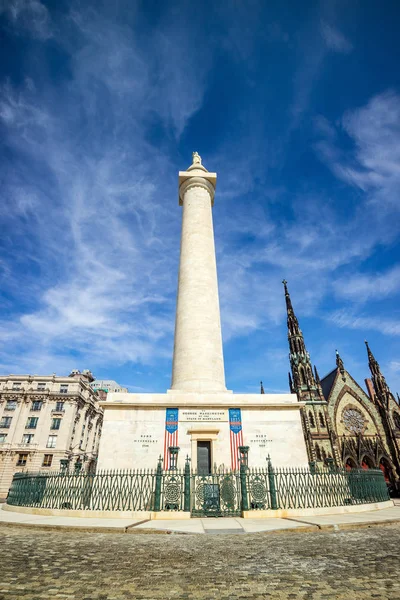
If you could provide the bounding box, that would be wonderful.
[192,151,202,165]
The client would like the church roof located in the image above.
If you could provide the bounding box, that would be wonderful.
[320,368,338,401]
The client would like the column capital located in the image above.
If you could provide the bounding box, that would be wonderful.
[179,175,216,206]
[178,157,217,206]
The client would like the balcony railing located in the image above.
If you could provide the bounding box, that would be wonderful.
[16,442,39,449]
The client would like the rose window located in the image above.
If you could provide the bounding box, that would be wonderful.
[343,408,365,434]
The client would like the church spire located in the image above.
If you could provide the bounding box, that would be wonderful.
[336,349,346,382]
[365,341,392,409]
[283,279,302,340]
[260,381,265,394]
[283,280,322,402]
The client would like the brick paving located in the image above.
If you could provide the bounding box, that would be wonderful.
[1,523,400,600]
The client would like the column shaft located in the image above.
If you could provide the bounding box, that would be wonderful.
[171,183,226,392]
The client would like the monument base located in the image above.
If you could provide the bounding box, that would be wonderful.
[96,392,309,471]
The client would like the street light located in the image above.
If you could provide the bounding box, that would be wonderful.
[238,446,249,468]
[168,446,180,470]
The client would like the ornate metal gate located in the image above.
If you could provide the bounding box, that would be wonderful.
[191,470,242,517]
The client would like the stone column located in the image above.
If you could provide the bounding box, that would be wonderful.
[170,153,227,393]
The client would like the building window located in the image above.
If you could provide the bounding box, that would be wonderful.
[26,417,39,429]
[42,454,53,467]
[12,382,21,390]
[59,384,69,394]
[0,417,12,429]
[47,435,57,448]
[17,453,28,466]
[79,423,86,448]
[343,407,365,434]
[37,382,46,391]
[51,418,61,430]
[315,444,322,462]
[5,400,17,411]
[393,412,400,430]
[319,413,325,428]
[22,434,34,444]
[0,434,7,443]
[55,402,65,412]
[31,401,43,411]
[308,412,315,428]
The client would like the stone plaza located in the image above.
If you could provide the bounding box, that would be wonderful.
[1,519,400,599]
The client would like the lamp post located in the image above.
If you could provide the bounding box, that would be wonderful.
[168,446,180,470]
[238,446,249,512]
[60,459,69,472]
[238,446,249,468]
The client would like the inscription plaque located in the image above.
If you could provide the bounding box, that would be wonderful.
[180,409,228,422]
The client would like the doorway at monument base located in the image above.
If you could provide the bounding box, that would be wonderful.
[96,392,309,472]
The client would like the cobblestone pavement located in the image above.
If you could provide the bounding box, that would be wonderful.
[1,524,400,600]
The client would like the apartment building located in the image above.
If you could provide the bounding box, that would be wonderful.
[0,370,103,498]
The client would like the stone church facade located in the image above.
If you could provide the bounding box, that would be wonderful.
[280,281,400,491]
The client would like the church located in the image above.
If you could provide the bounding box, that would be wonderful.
[280,279,400,492]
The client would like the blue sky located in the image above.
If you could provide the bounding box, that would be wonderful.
[1,0,400,396]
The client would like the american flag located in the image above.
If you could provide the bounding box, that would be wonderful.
[163,408,178,469]
[229,408,243,470]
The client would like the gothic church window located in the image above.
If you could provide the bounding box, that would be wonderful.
[343,407,365,434]
[345,457,357,470]
[393,412,400,430]
[315,444,322,461]
[319,413,325,427]
[308,412,315,428]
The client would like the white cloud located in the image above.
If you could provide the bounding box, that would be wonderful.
[389,361,400,373]
[317,91,400,213]
[328,310,400,336]
[333,266,400,302]
[0,8,202,373]
[320,22,353,54]
[0,0,52,39]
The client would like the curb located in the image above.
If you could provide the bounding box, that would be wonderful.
[323,518,400,532]
[0,519,191,535]
[0,518,399,535]
[0,520,128,534]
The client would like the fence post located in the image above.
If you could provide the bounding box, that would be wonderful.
[326,457,335,472]
[267,456,278,510]
[240,463,249,512]
[154,456,163,512]
[184,456,191,512]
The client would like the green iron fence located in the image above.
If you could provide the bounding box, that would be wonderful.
[246,462,390,510]
[191,469,242,516]
[7,469,157,511]
[7,460,390,513]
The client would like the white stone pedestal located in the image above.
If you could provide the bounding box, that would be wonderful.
[97,392,309,471]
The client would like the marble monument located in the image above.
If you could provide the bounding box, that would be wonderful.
[97,154,309,472]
